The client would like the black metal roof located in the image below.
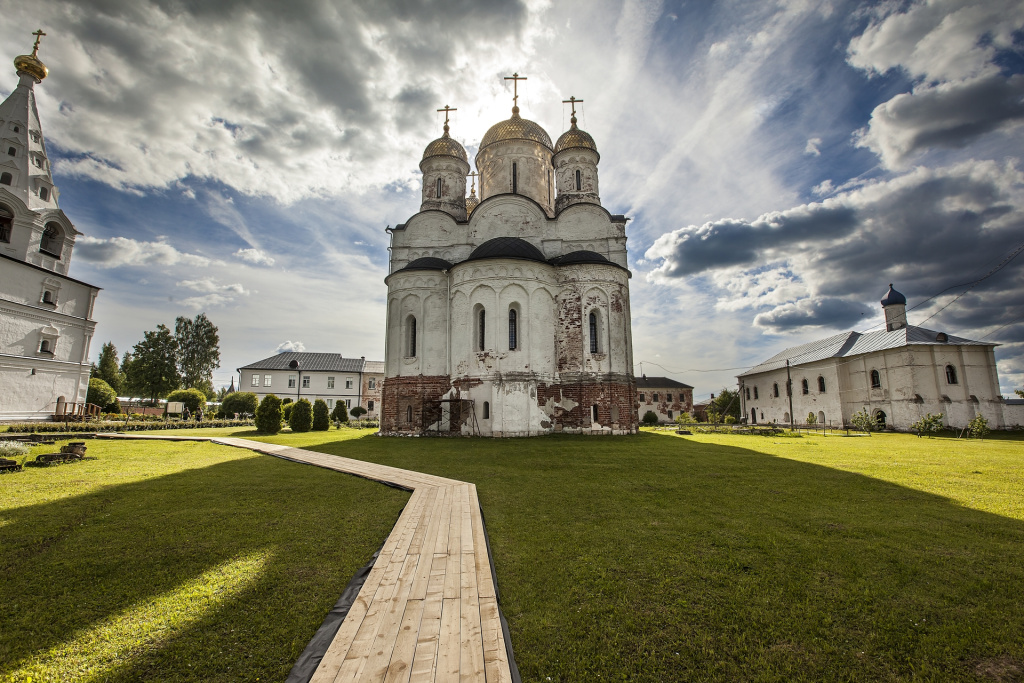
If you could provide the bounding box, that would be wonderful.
[880,283,907,306]
[467,237,546,263]
[636,375,694,389]
[239,352,368,373]
[400,257,453,272]
[549,250,609,265]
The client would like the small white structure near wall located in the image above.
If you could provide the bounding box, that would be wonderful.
[237,352,384,418]
[738,285,1020,430]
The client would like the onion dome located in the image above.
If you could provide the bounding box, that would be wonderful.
[468,237,546,263]
[554,115,598,157]
[465,187,478,215]
[422,122,468,163]
[15,31,48,81]
[400,257,453,272]
[479,106,553,153]
[880,284,907,307]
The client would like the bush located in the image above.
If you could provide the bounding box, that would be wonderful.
[104,401,122,414]
[807,412,817,425]
[850,408,875,433]
[675,412,696,425]
[289,398,313,433]
[86,378,117,411]
[255,394,284,434]
[0,441,30,457]
[910,413,944,437]
[218,391,258,418]
[968,415,990,439]
[165,388,207,414]
[350,406,367,419]
[282,398,292,405]
[4,419,254,434]
[641,411,659,425]
[312,399,330,431]
[283,403,294,421]
[331,401,349,423]
[724,415,737,424]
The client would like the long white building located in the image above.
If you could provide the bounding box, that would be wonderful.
[738,285,1024,430]
[0,34,100,421]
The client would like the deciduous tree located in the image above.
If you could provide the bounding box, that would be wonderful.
[127,325,180,403]
[93,342,124,395]
[175,313,220,399]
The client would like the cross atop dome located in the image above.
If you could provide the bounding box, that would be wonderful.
[562,95,583,127]
[15,29,49,82]
[503,72,527,115]
[436,104,457,135]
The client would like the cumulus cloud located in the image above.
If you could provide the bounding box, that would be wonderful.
[234,248,275,266]
[275,340,306,354]
[804,137,822,156]
[176,278,250,309]
[75,235,216,268]
[646,160,1024,332]
[857,75,1024,168]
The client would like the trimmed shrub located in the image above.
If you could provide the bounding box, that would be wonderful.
[283,403,294,421]
[312,399,330,431]
[105,401,122,414]
[289,398,313,433]
[218,391,258,418]
[642,410,659,425]
[724,415,737,424]
[282,398,292,405]
[255,394,284,434]
[86,378,117,411]
[350,406,367,419]
[331,401,349,423]
[166,388,207,414]
[4,419,254,434]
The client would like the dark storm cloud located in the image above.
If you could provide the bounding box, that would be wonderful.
[859,75,1024,167]
[753,297,874,330]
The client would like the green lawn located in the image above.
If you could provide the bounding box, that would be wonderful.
[0,433,408,683]
[3,428,1023,682]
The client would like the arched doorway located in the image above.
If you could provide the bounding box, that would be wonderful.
[751,408,757,424]
[874,410,887,429]
[818,410,825,425]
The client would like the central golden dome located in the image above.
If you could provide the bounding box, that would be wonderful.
[478,106,553,153]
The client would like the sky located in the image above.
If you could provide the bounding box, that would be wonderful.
[3,0,1024,400]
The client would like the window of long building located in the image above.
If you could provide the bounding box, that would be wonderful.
[436,177,442,198]
[512,162,518,194]
[575,169,582,191]
[589,311,598,353]
[508,308,517,350]
[479,308,486,351]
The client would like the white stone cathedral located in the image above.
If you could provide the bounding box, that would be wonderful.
[382,85,636,436]
[0,33,100,420]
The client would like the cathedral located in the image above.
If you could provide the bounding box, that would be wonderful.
[381,80,637,436]
[0,33,100,420]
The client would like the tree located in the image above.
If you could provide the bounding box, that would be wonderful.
[910,413,944,437]
[218,391,258,418]
[312,399,330,431]
[94,342,123,395]
[708,388,742,421]
[86,378,118,412]
[166,388,207,414]
[968,415,990,439]
[126,325,179,403]
[1016,389,1024,399]
[255,394,284,434]
[331,401,349,423]
[216,386,231,401]
[175,313,220,400]
[807,412,817,425]
[119,351,134,393]
[350,406,367,419]
[641,410,659,425]
[289,398,313,432]
[675,412,696,425]
[850,408,875,433]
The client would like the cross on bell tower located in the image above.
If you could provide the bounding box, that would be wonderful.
[504,72,527,114]
[437,104,457,135]
[562,95,583,127]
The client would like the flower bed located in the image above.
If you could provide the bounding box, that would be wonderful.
[4,419,255,434]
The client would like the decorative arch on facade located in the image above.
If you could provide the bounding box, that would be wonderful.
[773,382,779,398]
[870,369,881,388]
[801,378,809,394]
[817,376,826,392]
[945,364,958,384]
[40,221,64,258]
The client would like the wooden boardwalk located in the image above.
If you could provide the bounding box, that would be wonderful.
[100,434,514,683]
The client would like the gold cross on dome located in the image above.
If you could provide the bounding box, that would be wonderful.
[562,95,583,118]
[437,104,457,127]
[31,29,47,56]
[504,72,527,107]
[468,171,478,192]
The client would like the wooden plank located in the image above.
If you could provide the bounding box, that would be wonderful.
[469,496,496,600]
[410,488,450,600]
[382,598,425,683]
[358,548,424,681]
[478,597,512,683]
[444,489,462,600]
[435,597,462,682]
[409,594,443,682]
[459,551,485,682]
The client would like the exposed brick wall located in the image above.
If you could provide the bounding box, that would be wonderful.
[539,375,638,430]
[381,375,452,434]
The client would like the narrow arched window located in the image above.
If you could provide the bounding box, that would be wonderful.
[575,169,582,191]
[801,379,808,395]
[753,387,758,399]
[589,311,598,353]
[511,162,518,194]
[0,172,11,185]
[478,308,486,351]
[508,308,517,350]
[39,340,50,353]
[42,290,52,303]
[407,316,417,357]
[870,369,881,388]
[40,222,63,258]
[773,383,779,398]
[436,177,442,198]
[945,365,958,384]
[818,376,826,392]
[482,401,489,419]
[745,388,750,400]
[406,405,413,424]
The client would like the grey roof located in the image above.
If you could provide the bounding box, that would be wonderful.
[238,352,377,373]
[636,376,693,389]
[739,325,995,377]
[363,360,385,374]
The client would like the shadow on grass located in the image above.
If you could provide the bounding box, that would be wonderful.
[294,431,1024,682]
[0,449,408,682]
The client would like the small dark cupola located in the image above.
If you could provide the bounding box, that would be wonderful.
[881,283,908,331]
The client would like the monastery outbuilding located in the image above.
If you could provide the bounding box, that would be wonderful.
[0,33,100,421]
[382,83,637,436]
[739,285,1024,430]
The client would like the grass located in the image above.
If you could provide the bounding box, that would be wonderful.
[0,433,408,682]
[3,427,1023,681]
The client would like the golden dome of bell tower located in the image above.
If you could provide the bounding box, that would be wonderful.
[15,29,49,82]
